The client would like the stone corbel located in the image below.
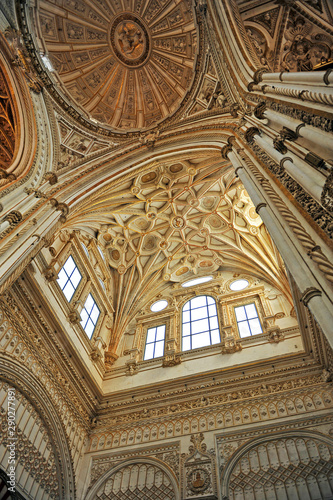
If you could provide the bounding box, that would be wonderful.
[264,315,284,343]
[67,309,81,324]
[90,336,106,362]
[222,336,242,354]
[163,348,182,367]
[125,360,138,376]
[221,327,242,354]
[43,265,58,282]
[104,350,119,368]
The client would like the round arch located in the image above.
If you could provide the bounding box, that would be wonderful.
[220,429,333,499]
[85,456,180,500]
[0,356,76,500]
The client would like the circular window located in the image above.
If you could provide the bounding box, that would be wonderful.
[182,276,213,288]
[150,300,168,312]
[229,279,249,291]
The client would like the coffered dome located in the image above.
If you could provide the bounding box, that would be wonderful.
[37,0,197,130]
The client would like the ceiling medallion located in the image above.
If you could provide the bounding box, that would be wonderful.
[171,216,186,229]
[110,14,150,68]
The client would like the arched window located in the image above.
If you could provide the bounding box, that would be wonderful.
[182,296,220,351]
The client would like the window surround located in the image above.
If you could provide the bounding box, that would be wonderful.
[45,235,113,346]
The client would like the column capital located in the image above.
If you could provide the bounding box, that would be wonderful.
[254,101,267,119]
[300,287,322,306]
[244,127,260,144]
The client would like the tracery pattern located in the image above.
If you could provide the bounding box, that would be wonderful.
[228,436,333,500]
[93,463,176,499]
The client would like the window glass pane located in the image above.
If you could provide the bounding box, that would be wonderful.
[57,269,67,288]
[249,318,262,335]
[156,325,165,341]
[144,325,165,360]
[80,309,88,325]
[63,283,75,301]
[85,320,94,338]
[57,256,82,302]
[182,296,220,351]
[191,318,209,334]
[192,332,210,349]
[211,329,220,344]
[182,336,191,351]
[238,321,251,338]
[190,296,207,309]
[85,294,94,312]
[245,303,257,319]
[183,302,190,312]
[144,343,154,360]
[182,323,191,336]
[146,327,156,344]
[235,306,246,321]
[208,304,217,316]
[154,341,164,358]
[182,311,190,323]
[209,316,218,330]
[191,306,207,321]
[71,269,81,288]
[90,305,100,324]
[64,256,75,275]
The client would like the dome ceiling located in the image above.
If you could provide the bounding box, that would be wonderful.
[38,0,197,130]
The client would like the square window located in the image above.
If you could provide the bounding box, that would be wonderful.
[57,256,82,302]
[144,325,166,360]
[235,303,262,337]
[80,294,100,337]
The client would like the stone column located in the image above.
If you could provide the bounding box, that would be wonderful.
[254,103,333,160]
[222,144,333,346]
[244,126,325,203]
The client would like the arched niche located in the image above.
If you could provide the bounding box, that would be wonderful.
[0,32,37,189]
[85,457,180,500]
[221,430,333,500]
[0,357,76,500]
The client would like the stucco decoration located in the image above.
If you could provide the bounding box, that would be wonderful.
[62,151,291,349]
[35,0,197,130]
[240,0,333,72]
[222,433,333,500]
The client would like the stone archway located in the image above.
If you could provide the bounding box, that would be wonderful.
[221,431,333,499]
[86,458,180,500]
